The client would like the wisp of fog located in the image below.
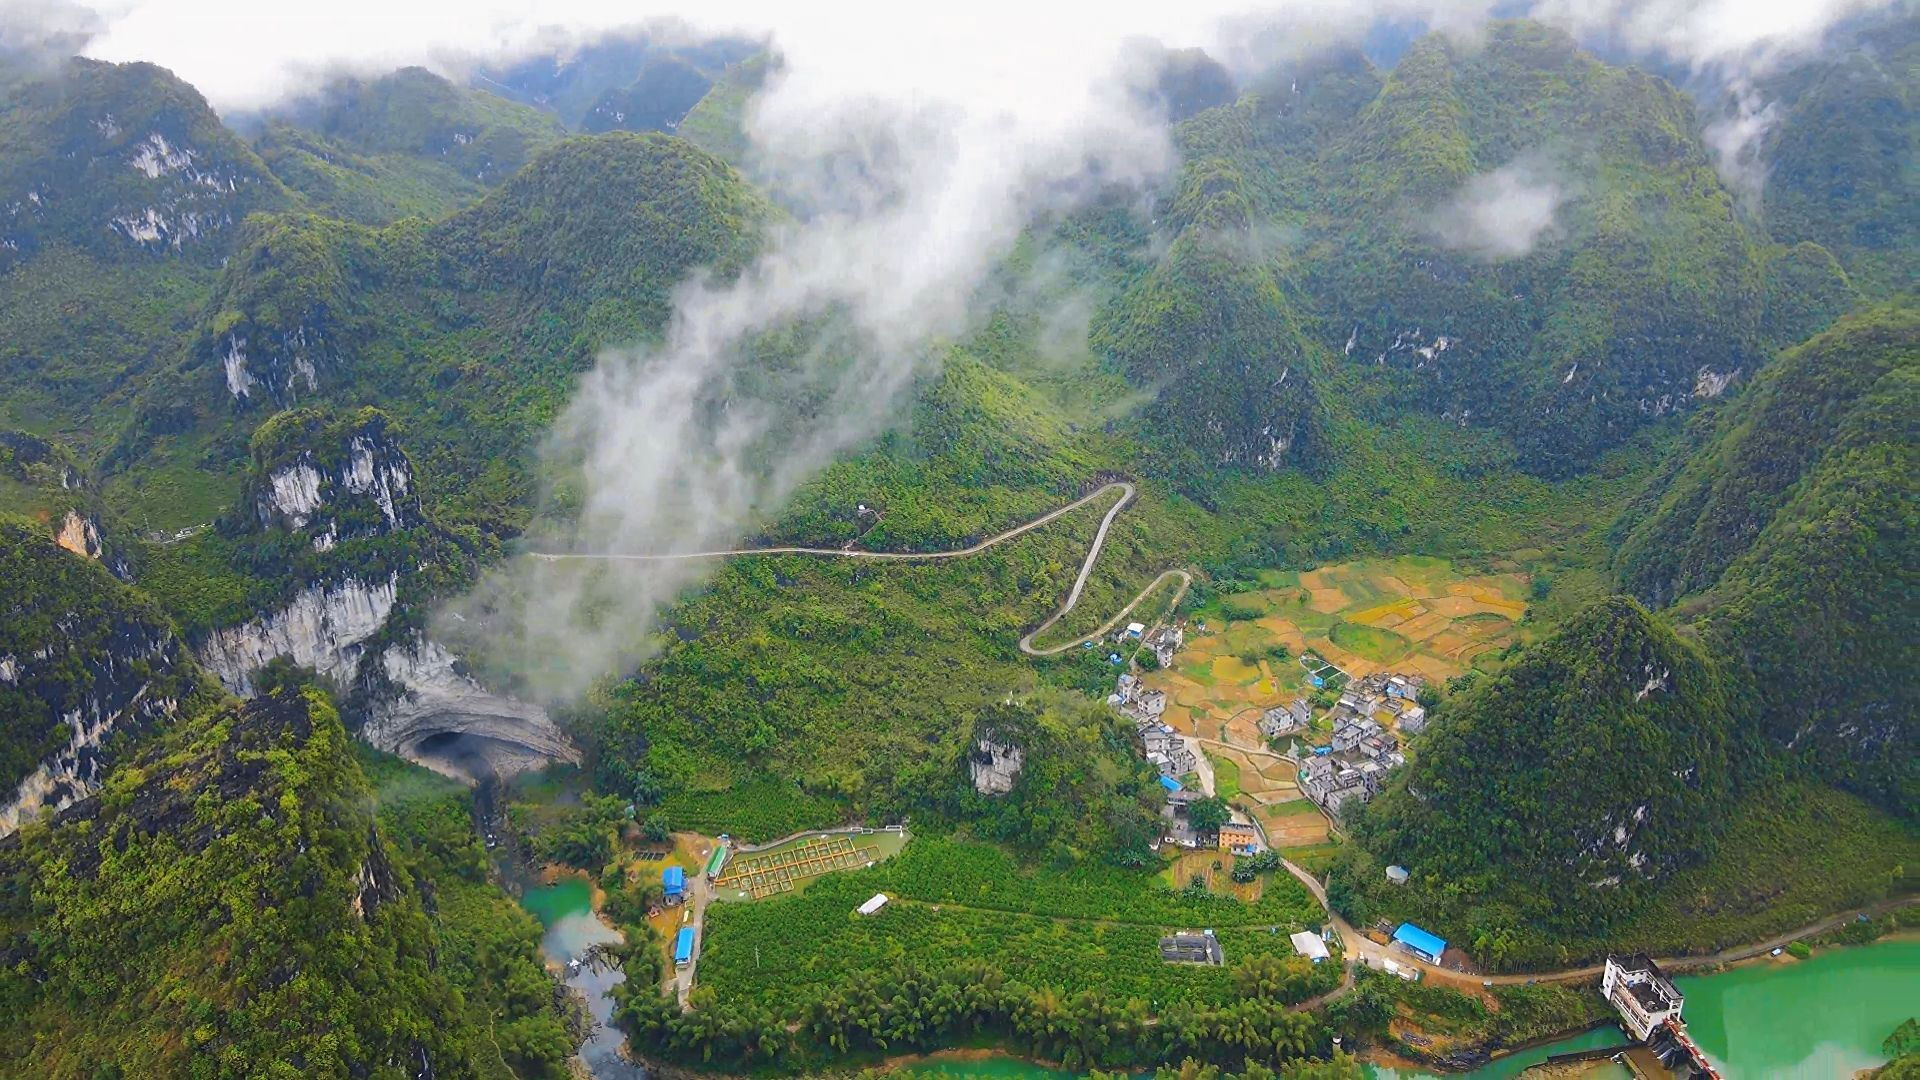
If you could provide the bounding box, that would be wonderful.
[28,0,1900,699]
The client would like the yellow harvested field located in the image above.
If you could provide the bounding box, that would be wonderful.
[1224,713,1264,746]
[1307,588,1352,613]
[1211,655,1263,683]
[1395,611,1453,642]
[1405,654,1459,682]
[1256,802,1332,846]
[1144,556,1529,728]
[1349,598,1421,626]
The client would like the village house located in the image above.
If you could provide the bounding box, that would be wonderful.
[1159,930,1224,966]
[1259,698,1310,739]
[1397,704,1428,735]
[1160,788,1202,848]
[1142,723,1198,777]
[1300,754,1390,817]
[1110,673,1168,725]
[1331,714,1396,756]
[1218,819,1261,856]
[1146,624,1185,668]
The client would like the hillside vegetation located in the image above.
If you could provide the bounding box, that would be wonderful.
[0,689,572,1078]
[1617,305,1918,815]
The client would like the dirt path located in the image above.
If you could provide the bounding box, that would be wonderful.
[527,480,1192,658]
[1193,735,1296,766]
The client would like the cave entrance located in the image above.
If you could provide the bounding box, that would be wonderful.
[406,729,552,785]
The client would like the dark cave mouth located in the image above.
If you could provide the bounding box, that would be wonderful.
[404,728,560,784]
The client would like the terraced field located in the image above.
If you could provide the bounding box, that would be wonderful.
[1149,556,1529,735]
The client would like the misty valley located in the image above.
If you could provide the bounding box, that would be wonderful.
[0,4,1914,1080]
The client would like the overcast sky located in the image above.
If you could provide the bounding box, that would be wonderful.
[21,0,1889,114]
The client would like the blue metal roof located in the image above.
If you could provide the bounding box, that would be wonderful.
[1393,922,1447,958]
[663,866,686,892]
[1159,775,1183,792]
[673,927,695,962]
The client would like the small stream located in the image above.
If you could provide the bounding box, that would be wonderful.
[521,877,648,1080]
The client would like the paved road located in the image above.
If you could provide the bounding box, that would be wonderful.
[1268,850,1920,998]
[674,853,714,1007]
[527,480,1192,659]
[530,482,1134,564]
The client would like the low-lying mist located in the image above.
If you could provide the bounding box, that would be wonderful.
[33,0,1898,700]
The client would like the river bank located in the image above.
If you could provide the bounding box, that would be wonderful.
[522,873,647,1080]
[876,935,1919,1079]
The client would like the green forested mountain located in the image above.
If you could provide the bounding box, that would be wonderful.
[580,55,714,134]
[0,689,572,1078]
[1332,305,1918,965]
[1656,307,1917,814]
[475,33,758,131]
[1333,599,1734,951]
[1756,12,1919,295]
[256,67,567,224]
[107,131,769,536]
[0,57,291,269]
[1121,23,1839,477]
[0,11,1915,1074]
[1092,154,1327,473]
[0,520,211,817]
[0,58,287,454]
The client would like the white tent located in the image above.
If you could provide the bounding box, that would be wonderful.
[857,893,889,916]
[1289,931,1330,962]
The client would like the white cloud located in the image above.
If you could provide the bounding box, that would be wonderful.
[23,0,1895,697]
[1428,157,1570,261]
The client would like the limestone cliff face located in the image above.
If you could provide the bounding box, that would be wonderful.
[196,583,575,778]
[245,412,420,547]
[54,509,104,560]
[199,574,399,695]
[359,638,578,777]
[0,525,203,835]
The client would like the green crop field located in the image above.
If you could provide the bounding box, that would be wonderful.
[1329,622,1412,664]
[696,838,1334,1013]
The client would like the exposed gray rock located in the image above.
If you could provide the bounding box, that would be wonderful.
[199,574,398,695]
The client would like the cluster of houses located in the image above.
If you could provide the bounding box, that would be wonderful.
[1105,622,1446,844]
[1298,671,1429,818]
[1110,673,1198,778]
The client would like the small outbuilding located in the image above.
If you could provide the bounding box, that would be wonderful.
[673,927,696,967]
[662,865,687,902]
[1289,931,1330,963]
[1392,922,1448,965]
[1386,865,1411,886]
[857,893,890,916]
[1159,774,1184,793]
[1126,622,1146,638]
[1159,930,1224,965]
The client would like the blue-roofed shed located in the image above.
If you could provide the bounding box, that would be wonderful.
[1392,922,1447,965]
[673,927,695,966]
[1159,775,1183,793]
[663,865,686,900]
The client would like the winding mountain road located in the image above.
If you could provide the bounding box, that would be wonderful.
[528,481,1191,656]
